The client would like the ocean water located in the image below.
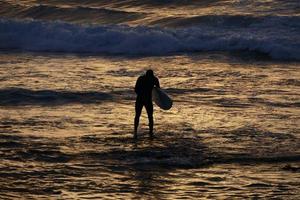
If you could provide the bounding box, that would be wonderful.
[0,0,300,199]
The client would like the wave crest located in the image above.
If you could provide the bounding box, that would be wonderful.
[0,18,299,60]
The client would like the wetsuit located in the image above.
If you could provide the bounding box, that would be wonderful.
[134,74,160,137]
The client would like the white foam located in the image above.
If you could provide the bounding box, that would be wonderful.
[0,18,299,60]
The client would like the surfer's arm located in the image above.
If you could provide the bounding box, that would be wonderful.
[134,77,141,94]
[134,80,138,94]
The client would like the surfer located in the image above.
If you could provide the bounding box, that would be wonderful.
[134,69,160,139]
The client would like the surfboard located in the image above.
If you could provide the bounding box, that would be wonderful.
[152,87,173,110]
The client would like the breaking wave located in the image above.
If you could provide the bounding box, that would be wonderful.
[0,17,299,60]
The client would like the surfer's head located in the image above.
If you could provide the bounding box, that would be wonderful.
[146,69,154,77]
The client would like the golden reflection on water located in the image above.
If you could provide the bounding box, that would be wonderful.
[0,52,299,199]
[4,0,299,27]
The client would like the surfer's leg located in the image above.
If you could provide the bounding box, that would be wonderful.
[145,102,154,137]
[134,99,143,138]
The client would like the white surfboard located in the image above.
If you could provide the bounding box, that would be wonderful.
[152,87,173,110]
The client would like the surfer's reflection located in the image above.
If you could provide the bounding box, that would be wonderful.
[134,69,160,139]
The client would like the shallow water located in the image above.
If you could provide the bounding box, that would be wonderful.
[0,52,299,199]
[1,0,300,198]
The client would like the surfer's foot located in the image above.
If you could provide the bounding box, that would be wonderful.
[149,131,154,138]
[133,131,137,139]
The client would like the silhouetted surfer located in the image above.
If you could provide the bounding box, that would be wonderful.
[134,69,160,139]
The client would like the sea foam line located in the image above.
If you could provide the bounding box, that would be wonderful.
[0,18,299,60]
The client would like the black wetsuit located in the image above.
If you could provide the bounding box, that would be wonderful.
[134,74,160,136]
